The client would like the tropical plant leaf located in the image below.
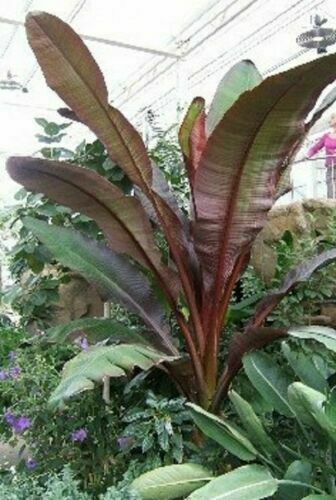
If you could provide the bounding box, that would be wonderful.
[49,343,173,408]
[131,463,213,500]
[243,352,294,417]
[277,460,312,500]
[211,327,286,411]
[249,249,336,328]
[46,317,148,345]
[229,390,276,456]
[25,11,193,284]
[194,53,336,301]
[206,60,262,136]
[187,403,257,461]
[287,382,335,439]
[288,326,336,353]
[6,157,178,297]
[24,217,177,354]
[281,342,327,393]
[179,97,206,185]
[25,11,152,190]
[188,464,278,500]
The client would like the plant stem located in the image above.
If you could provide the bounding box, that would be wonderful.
[277,480,326,494]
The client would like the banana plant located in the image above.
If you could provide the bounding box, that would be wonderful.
[132,329,336,499]
[7,10,336,410]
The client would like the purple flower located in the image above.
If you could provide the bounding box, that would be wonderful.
[4,413,31,434]
[25,458,37,470]
[13,416,31,434]
[117,436,131,450]
[8,351,16,363]
[0,370,8,380]
[75,336,89,351]
[9,367,21,379]
[71,428,87,443]
[4,412,16,426]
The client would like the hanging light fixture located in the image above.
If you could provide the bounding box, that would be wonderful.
[296,14,336,54]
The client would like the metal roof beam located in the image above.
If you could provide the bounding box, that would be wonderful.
[0,16,180,59]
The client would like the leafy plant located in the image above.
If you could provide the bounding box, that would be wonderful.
[7,10,336,412]
[132,329,336,498]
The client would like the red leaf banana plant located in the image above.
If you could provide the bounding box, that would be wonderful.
[7,11,336,411]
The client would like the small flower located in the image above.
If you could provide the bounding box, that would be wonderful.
[4,412,15,426]
[71,428,87,443]
[117,436,131,450]
[9,367,21,379]
[8,351,16,363]
[74,335,89,351]
[0,370,8,380]
[5,414,31,434]
[25,458,37,470]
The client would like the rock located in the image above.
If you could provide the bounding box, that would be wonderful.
[251,198,336,283]
[49,272,104,326]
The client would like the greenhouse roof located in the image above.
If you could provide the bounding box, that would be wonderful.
[0,0,336,202]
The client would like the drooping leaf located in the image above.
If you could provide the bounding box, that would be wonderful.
[206,60,262,136]
[287,382,335,439]
[131,463,213,500]
[277,460,312,500]
[187,403,257,461]
[288,325,336,353]
[281,342,327,392]
[212,327,286,411]
[6,157,178,298]
[243,351,294,417]
[46,317,148,345]
[25,11,192,284]
[188,464,278,500]
[24,217,177,354]
[229,390,276,456]
[25,11,152,190]
[249,249,336,328]
[49,343,173,408]
[194,53,336,300]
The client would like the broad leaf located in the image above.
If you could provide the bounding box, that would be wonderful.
[277,460,312,500]
[281,342,327,393]
[7,156,178,296]
[287,382,335,439]
[49,343,173,408]
[288,325,336,353]
[206,60,262,136]
[250,249,336,328]
[46,317,148,345]
[131,463,213,500]
[194,53,336,299]
[229,390,276,456]
[24,217,177,354]
[188,465,278,500]
[25,12,152,190]
[187,403,257,461]
[179,97,206,185]
[243,352,294,417]
[25,12,192,285]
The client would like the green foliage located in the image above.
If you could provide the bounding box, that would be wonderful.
[121,391,193,464]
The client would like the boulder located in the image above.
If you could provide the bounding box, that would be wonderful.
[251,198,336,283]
